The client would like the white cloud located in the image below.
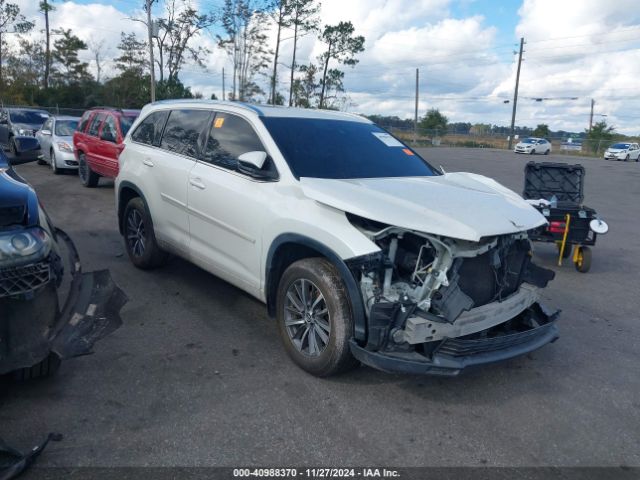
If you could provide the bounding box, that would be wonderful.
[8,0,640,134]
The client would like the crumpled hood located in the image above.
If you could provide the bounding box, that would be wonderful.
[300,173,547,242]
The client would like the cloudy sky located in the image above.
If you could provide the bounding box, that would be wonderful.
[9,0,640,134]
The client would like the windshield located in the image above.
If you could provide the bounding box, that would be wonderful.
[260,117,437,179]
[610,143,630,149]
[119,115,138,136]
[522,138,537,144]
[10,110,49,125]
[55,119,78,136]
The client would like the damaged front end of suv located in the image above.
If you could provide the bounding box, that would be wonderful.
[0,146,126,379]
[345,215,558,375]
[297,170,562,377]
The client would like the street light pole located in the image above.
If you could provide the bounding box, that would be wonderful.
[589,98,595,132]
[146,0,156,103]
[508,37,524,151]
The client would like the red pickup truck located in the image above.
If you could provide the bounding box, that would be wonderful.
[73,107,139,187]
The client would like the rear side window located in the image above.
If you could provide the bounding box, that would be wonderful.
[78,112,92,132]
[102,115,117,141]
[160,109,210,158]
[88,113,106,136]
[203,113,265,170]
[131,111,169,146]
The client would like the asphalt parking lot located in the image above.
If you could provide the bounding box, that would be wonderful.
[2,147,639,468]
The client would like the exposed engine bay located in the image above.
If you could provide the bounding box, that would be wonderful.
[346,213,558,372]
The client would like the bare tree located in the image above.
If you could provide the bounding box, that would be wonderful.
[287,0,319,106]
[268,0,292,104]
[39,0,54,88]
[155,0,216,83]
[88,37,106,83]
[219,0,270,101]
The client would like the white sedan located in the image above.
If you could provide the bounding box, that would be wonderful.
[604,142,640,162]
[514,137,551,155]
[35,115,80,174]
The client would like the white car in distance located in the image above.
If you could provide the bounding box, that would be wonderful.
[514,137,551,155]
[36,115,81,174]
[604,142,640,162]
[115,100,559,377]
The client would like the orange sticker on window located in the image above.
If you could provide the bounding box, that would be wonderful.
[403,148,415,156]
[214,117,225,128]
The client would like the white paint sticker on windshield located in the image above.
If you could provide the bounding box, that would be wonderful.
[372,132,404,147]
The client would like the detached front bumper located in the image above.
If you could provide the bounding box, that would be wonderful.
[0,229,126,375]
[350,302,559,376]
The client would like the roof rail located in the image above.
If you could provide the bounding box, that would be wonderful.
[89,106,123,112]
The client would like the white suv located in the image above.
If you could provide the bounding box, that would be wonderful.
[116,100,559,377]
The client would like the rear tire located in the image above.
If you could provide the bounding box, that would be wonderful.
[13,353,61,381]
[78,153,99,187]
[123,197,167,269]
[276,258,359,377]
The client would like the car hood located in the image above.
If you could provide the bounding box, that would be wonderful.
[13,123,43,132]
[515,143,533,147]
[299,173,547,242]
[606,148,626,153]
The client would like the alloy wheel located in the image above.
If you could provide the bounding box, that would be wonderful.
[284,278,331,357]
[126,209,146,258]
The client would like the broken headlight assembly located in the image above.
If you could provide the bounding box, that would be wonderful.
[346,213,558,374]
[0,227,52,268]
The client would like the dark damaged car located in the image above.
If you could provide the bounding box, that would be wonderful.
[0,141,125,380]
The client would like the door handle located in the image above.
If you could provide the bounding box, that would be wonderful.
[189,178,206,190]
[143,159,154,167]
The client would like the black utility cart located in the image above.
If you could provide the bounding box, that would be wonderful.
[523,161,608,273]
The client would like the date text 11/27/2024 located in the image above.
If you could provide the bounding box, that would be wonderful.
[233,468,400,478]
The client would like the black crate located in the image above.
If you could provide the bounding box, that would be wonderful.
[523,161,585,204]
[529,204,597,246]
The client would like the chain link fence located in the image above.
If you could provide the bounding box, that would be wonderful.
[381,125,638,158]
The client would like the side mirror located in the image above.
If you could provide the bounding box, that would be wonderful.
[40,129,52,136]
[238,151,267,170]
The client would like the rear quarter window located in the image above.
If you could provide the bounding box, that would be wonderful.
[159,109,211,158]
[131,111,169,146]
[87,113,106,137]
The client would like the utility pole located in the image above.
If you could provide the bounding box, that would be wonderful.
[508,37,524,150]
[146,0,156,103]
[414,68,419,146]
[222,68,225,101]
[589,98,595,132]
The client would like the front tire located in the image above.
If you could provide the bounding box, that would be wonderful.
[544,149,550,155]
[276,258,358,377]
[530,149,536,155]
[625,154,630,162]
[123,197,167,269]
[574,246,592,273]
[78,153,99,187]
[51,150,61,174]
[9,136,18,157]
